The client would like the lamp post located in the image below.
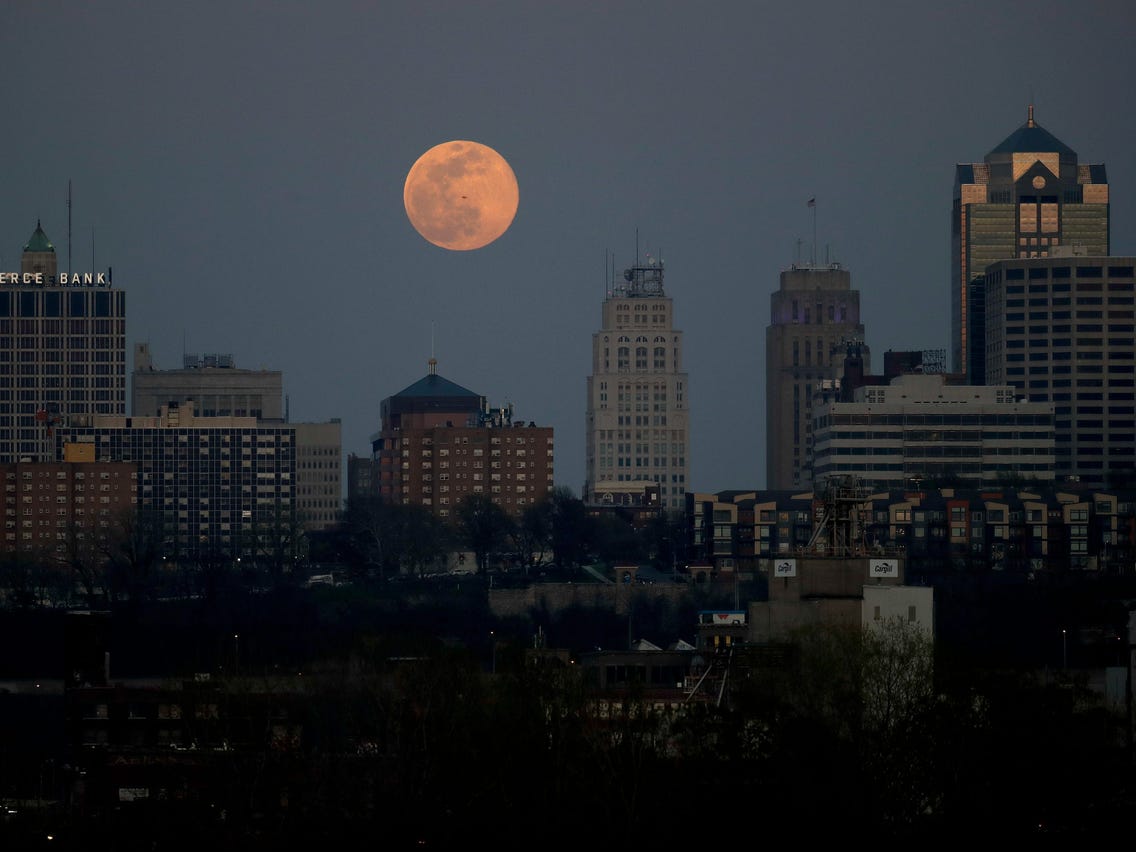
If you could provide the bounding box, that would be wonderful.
[1062,628,1067,670]
[234,633,240,675]
[489,630,496,675]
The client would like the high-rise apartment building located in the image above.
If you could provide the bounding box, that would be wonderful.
[56,401,297,563]
[765,263,867,490]
[0,222,126,462]
[951,106,1109,380]
[983,254,1135,487]
[132,343,340,530]
[584,258,689,512]
[130,343,340,530]
[0,459,137,557]
[371,360,554,518]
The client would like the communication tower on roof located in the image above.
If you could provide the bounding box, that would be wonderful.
[617,256,665,298]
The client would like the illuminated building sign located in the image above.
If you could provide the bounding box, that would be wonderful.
[0,271,110,287]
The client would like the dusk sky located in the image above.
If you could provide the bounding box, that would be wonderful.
[2,1,1133,494]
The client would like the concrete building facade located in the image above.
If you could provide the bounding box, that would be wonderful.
[983,254,1135,487]
[585,258,689,512]
[766,263,867,490]
[811,373,1056,491]
[951,106,1109,380]
[0,222,126,463]
[132,343,283,421]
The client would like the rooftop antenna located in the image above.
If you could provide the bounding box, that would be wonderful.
[67,180,72,272]
[635,228,639,265]
[808,196,817,266]
[429,322,437,375]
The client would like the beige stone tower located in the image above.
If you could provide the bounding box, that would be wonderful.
[585,257,689,511]
[766,263,867,490]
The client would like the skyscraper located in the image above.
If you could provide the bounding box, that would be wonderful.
[951,106,1109,380]
[0,222,125,462]
[766,262,867,490]
[584,258,689,512]
[983,254,1135,488]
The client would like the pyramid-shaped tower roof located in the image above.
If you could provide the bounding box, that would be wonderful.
[392,371,480,400]
[23,220,55,253]
[987,105,1076,158]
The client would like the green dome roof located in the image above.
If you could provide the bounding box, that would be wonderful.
[23,220,55,253]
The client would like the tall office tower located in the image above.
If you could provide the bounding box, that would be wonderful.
[766,262,867,490]
[584,258,689,512]
[984,254,1135,488]
[0,222,125,462]
[951,105,1109,380]
[371,359,554,518]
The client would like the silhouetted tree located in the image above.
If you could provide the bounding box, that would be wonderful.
[397,503,451,576]
[100,505,165,604]
[510,500,552,573]
[546,486,592,570]
[454,494,514,573]
[590,510,644,564]
[342,496,406,581]
[643,509,688,572]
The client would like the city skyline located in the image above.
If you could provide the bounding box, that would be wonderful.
[2,2,1133,493]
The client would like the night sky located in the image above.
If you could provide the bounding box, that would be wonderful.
[2,1,1133,494]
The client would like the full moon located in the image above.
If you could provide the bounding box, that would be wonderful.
[403,140,519,251]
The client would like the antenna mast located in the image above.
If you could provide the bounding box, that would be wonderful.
[67,180,72,272]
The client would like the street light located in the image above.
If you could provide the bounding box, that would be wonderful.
[234,633,240,675]
[1062,628,1067,670]
[489,630,496,674]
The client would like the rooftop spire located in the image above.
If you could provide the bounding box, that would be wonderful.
[428,357,437,375]
[1027,103,1035,128]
